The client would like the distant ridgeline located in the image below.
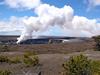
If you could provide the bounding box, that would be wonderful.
[20,38,63,44]
[0,35,91,45]
[0,35,18,45]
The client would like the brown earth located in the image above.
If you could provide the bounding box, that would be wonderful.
[0,39,99,75]
[5,39,95,54]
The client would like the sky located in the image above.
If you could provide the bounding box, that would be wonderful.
[0,0,100,38]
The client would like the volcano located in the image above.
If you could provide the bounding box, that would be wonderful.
[0,35,90,45]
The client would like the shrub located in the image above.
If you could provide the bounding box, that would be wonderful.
[0,70,12,75]
[62,54,93,75]
[0,55,21,64]
[92,35,100,51]
[30,55,39,66]
[0,55,9,63]
[0,45,9,52]
[8,56,21,64]
[91,60,100,75]
[23,51,36,58]
[23,51,39,67]
[93,35,100,42]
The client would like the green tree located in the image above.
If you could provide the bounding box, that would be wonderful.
[92,35,100,51]
[62,54,93,75]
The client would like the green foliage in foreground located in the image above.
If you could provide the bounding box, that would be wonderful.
[8,56,21,64]
[23,51,39,67]
[91,60,100,75]
[0,55,20,64]
[0,45,9,52]
[0,70,12,75]
[0,51,39,67]
[0,55,9,63]
[63,54,100,75]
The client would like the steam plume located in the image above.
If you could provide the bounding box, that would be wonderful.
[17,4,100,43]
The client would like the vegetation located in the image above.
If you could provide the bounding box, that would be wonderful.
[62,54,100,75]
[92,35,100,51]
[8,56,21,64]
[0,45,9,52]
[0,70,12,75]
[0,55,21,64]
[23,51,39,67]
[0,55,9,63]
[91,60,100,75]
[0,51,39,67]
[23,51,37,58]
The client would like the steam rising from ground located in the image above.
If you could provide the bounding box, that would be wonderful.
[17,4,100,43]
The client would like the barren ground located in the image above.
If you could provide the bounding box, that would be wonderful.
[0,40,99,75]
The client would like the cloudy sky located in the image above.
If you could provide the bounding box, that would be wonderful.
[0,0,100,38]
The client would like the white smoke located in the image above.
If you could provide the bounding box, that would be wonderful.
[17,3,100,43]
